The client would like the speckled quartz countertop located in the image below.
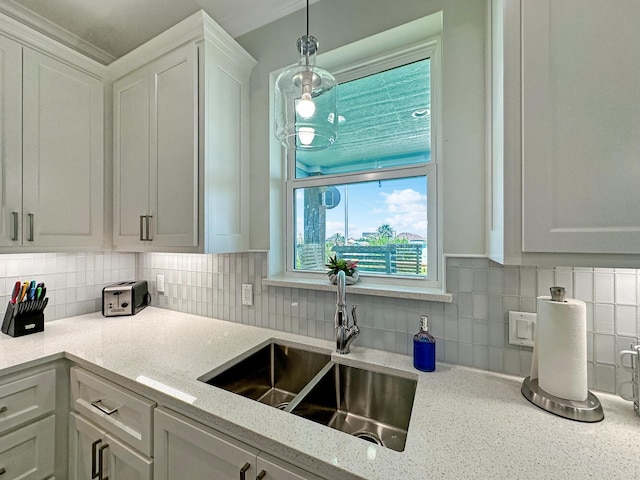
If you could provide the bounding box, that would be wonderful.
[1,307,638,479]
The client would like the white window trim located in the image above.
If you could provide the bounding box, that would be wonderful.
[265,13,449,302]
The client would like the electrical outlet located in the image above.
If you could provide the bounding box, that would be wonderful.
[241,284,253,306]
[157,274,165,294]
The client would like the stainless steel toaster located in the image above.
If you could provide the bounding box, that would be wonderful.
[102,281,151,317]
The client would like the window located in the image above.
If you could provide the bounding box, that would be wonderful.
[285,37,441,287]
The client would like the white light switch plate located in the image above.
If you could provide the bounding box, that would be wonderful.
[157,274,165,294]
[508,311,536,347]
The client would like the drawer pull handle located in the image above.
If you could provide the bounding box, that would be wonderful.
[99,443,109,480]
[91,400,118,415]
[240,462,251,480]
[0,406,7,414]
[0,467,6,475]
[256,470,267,480]
[91,439,102,479]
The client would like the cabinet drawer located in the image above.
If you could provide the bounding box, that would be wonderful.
[70,367,155,456]
[0,415,55,480]
[0,369,55,435]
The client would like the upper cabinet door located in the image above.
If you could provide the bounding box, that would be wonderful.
[148,43,198,247]
[113,67,151,246]
[521,0,640,253]
[0,36,22,246]
[22,48,104,247]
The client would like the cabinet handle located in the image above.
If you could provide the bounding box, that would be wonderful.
[27,213,34,241]
[98,443,109,480]
[0,406,7,414]
[240,462,251,480]
[256,470,267,480]
[0,467,5,475]
[11,212,18,241]
[91,439,102,479]
[140,215,145,241]
[91,399,118,415]
[145,215,152,241]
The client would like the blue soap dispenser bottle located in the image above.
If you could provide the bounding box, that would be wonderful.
[413,315,436,372]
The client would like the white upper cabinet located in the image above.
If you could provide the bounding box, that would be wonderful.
[490,0,640,262]
[111,11,255,253]
[22,48,104,248]
[114,44,198,248]
[521,0,640,254]
[0,35,22,246]
[0,14,105,251]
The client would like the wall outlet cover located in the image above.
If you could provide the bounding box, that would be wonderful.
[241,284,253,306]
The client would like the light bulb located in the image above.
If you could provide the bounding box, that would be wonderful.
[298,127,315,145]
[296,92,316,118]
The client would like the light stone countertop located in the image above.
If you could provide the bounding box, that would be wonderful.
[0,307,638,479]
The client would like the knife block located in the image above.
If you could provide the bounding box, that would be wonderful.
[1,302,45,337]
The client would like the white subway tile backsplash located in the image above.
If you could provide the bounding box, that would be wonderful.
[595,273,615,303]
[615,273,637,305]
[615,305,637,337]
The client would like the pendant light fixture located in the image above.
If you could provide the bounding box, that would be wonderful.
[274,0,338,151]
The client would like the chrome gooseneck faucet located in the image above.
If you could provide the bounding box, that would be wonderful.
[335,270,360,354]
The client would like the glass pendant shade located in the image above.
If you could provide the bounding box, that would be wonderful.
[275,35,338,151]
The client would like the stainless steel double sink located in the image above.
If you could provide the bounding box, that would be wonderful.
[198,341,417,452]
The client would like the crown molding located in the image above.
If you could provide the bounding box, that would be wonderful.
[0,0,116,64]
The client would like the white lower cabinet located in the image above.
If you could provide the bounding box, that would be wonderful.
[154,407,324,480]
[0,415,55,480]
[69,412,152,480]
[0,368,57,480]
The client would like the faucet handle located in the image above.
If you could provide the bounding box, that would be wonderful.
[351,304,358,326]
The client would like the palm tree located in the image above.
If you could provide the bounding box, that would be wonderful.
[376,223,394,240]
[327,233,345,246]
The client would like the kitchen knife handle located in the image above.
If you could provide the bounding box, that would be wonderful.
[145,215,152,241]
[240,462,251,480]
[11,212,18,241]
[91,399,118,415]
[91,439,101,479]
[98,443,109,480]
[27,213,34,241]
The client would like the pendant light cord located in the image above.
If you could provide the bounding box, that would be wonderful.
[306,0,310,37]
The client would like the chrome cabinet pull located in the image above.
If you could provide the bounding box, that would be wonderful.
[98,443,109,480]
[256,470,267,480]
[0,406,7,414]
[91,439,101,479]
[240,462,251,480]
[11,212,18,241]
[91,399,118,415]
[145,215,152,241]
[27,213,34,241]
[140,215,145,241]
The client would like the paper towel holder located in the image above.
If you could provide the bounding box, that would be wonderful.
[521,377,603,422]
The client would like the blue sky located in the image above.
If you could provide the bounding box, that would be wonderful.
[296,176,427,241]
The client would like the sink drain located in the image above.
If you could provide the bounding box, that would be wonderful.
[275,402,289,410]
[353,430,383,446]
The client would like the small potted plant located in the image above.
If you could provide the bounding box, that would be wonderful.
[325,254,359,285]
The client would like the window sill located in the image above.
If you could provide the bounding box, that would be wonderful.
[262,275,452,303]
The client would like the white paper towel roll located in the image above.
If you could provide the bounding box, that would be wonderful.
[531,296,587,401]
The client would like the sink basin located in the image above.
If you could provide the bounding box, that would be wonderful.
[289,363,417,452]
[199,342,331,410]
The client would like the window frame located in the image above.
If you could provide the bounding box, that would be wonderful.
[283,37,443,289]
